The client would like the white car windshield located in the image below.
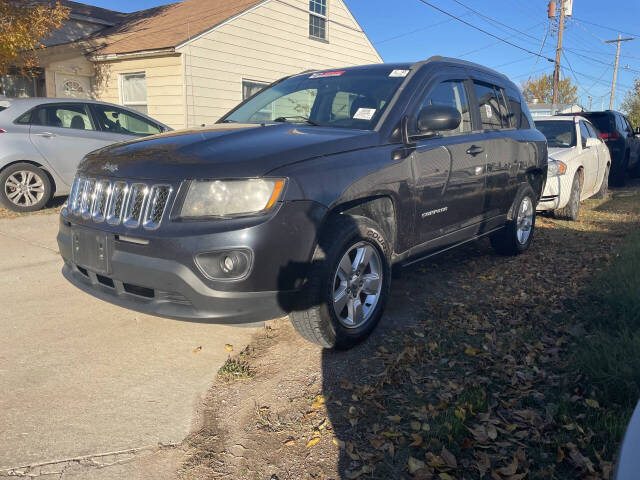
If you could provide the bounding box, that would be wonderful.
[220,67,410,130]
[536,120,576,148]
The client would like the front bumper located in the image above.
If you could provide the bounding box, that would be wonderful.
[57,200,326,324]
[536,174,571,211]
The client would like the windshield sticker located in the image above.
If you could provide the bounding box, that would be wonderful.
[485,104,493,118]
[353,108,376,120]
[309,70,345,79]
[389,69,410,77]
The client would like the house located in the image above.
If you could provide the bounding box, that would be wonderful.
[2,0,382,129]
[527,102,584,118]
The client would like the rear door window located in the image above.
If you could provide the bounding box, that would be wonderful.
[505,88,529,129]
[473,81,507,129]
[31,104,94,130]
[585,121,598,139]
[419,79,472,134]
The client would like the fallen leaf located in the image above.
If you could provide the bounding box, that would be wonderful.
[465,346,480,355]
[408,456,426,474]
[387,414,402,422]
[224,344,233,352]
[192,346,202,353]
[497,457,518,476]
[585,398,600,408]
[305,437,320,448]
[441,446,457,468]
[332,438,345,449]
[283,439,297,446]
[487,424,498,440]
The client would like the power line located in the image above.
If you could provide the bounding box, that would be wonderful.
[526,25,550,83]
[572,17,640,39]
[448,0,540,43]
[373,14,472,45]
[416,0,555,62]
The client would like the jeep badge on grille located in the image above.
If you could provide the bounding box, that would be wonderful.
[102,163,119,173]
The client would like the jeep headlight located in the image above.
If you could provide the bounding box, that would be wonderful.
[547,159,567,177]
[180,178,285,218]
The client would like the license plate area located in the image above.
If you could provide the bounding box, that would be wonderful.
[71,227,112,275]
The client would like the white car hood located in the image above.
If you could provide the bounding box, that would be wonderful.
[548,146,578,162]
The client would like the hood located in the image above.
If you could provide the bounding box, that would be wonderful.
[548,146,577,162]
[79,123,378,180]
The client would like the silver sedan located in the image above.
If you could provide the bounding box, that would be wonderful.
[0,98,170,211]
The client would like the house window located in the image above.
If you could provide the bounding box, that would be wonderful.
[120,72,148,115]
[309,0,327,40]
[242,79,269,100]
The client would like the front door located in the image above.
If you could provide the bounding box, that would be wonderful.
[410,77,487,246]
[578,120,600,194]
[29,103,116,186]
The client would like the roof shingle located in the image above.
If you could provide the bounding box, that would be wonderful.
[79,0,264,56]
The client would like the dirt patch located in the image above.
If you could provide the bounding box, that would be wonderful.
[181,183,640,480]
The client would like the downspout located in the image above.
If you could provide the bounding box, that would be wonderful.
[182,51,188,129]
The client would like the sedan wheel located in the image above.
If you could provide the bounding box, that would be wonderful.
[0,163,52,212]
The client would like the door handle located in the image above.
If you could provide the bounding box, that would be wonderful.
[34,132,56,138]
[466,145,484,156]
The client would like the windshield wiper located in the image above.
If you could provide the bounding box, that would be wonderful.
[273,116,319,126]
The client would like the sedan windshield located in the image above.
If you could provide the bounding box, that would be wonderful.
[220,68,410,130]
[535,120,576,148]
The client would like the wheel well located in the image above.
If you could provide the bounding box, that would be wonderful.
[330,196,397,253]
[576,166,584,186]
[0,160,57,195]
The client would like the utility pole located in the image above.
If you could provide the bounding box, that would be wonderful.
[588,95,593,110]
[552,0,566,107]
[605,34,634,110]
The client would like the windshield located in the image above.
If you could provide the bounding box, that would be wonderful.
[535,120,576,148]
[221,68,410,130]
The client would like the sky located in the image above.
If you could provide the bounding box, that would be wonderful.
[80,0,640,110]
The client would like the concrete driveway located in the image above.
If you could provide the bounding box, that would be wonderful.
[0,213,259,477]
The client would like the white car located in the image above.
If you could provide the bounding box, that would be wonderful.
[535,115,611,220]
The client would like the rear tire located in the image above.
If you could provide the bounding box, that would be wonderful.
[490,185,536,256]
[593,164,610,199]
[289,215,391,349]
[0,163,52,212]
[630,157,640,179]
[554,172,582,220]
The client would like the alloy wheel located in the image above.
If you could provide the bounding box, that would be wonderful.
[516,196,534,244]
[332,241,383,328]
[4,170,45,207]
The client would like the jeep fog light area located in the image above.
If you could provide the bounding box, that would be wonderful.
[58,57,547,349]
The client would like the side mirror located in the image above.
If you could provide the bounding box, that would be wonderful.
[417,105,461,134]
[586,137,599,148]
[635,126,640,135]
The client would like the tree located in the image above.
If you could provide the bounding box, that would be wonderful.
[0,0,70,76]
[521,73,578,104]
[621,78,640,128]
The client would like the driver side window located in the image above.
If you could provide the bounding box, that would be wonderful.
[418,80,472,134]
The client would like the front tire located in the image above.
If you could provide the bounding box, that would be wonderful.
[0,163,52,212]
[554,172,582,220]
[490,185,536,256]
[593,164,610,199]
[289,215,391,349]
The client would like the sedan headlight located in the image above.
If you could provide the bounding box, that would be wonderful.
[547,159,567,177]
[180,178,285,218]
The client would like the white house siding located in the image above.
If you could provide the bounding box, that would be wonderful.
[177,0,382,126]
[93,54,186,129]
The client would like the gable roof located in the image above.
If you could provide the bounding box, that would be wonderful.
[40,0,127,25]
[76,0,265,57]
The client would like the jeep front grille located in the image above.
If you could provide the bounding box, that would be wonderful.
[68,177,173,229]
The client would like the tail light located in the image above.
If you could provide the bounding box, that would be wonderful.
[600,131,620,140]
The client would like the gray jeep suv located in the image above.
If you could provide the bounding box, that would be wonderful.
[57,57,547,349]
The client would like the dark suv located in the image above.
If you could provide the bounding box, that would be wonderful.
[561,110,640,185]
[57,57,547,349]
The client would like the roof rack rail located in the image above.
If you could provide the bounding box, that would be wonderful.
[410,56,509,79]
